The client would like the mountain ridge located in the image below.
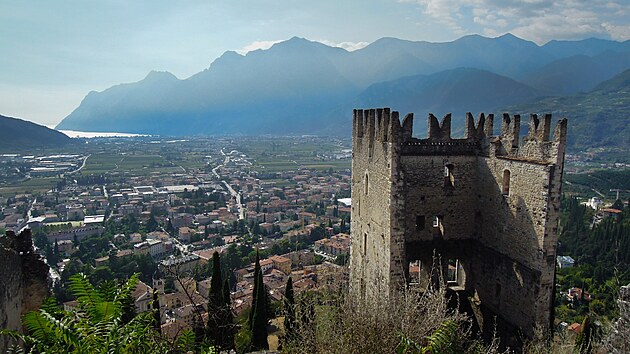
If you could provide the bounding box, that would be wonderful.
[0,115,72,151]
[55,33,630,145]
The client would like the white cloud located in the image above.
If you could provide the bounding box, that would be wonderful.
[411,0,630,43]
[316,40,370,51]
[236,40,283,55]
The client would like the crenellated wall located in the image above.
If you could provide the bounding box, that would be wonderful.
[350,108,567,338]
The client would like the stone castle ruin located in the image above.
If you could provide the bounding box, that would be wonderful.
[349,108,567,337]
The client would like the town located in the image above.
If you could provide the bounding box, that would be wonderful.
[0,135,352,341]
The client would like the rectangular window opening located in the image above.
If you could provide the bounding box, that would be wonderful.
[415,215,425,231]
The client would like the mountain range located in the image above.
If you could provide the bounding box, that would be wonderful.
[56,33,630,150]
[0,115,71,151]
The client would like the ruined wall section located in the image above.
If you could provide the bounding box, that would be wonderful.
[350,108,406,300]
[0,230,50,352]
[477,114,566,329]
[400,113,488,244]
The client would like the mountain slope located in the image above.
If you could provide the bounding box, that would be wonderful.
[522,51,630,95]
[505,69,630,150]
[0,115,72,150]
[357,68,543,134]
[55,34,630,137]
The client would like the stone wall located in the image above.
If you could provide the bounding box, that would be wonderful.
[0,229,49,352]
[350,108,567,337]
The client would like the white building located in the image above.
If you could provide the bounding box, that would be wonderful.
[557,256,575,269]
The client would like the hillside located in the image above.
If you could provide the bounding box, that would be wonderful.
[0,115,72,151]
[56,34,630,139]
[357,68,543,132]
[505,69,630,151]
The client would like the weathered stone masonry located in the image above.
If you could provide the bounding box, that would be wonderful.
[0,229,49,352]
[349,109,567,336]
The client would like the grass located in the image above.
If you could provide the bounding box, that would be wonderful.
[0,177,61,197]
[80,153,177,176]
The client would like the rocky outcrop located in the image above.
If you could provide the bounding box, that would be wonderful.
[0,229,50,352]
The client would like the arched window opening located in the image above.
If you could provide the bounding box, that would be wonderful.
[502,169,511,196]
[364,172,369,195]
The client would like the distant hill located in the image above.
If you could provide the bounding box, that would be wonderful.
[0,115,72,150]
[56,34,630,140]
[357,68,543,134]
[521,51,630,95]
[504,69,630,150]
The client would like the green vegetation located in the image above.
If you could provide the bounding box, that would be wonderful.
[564,169,630,200]
[508,69,630,152]
[80,153,178,176]
[0,273,208,353]
[207,252,235,351]
[249,254,269,351]
[554,196,630,325]
[0,177,62,197]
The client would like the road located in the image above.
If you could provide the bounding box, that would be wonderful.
[67,154,91,175]
[222,180,245,220]
[215,148,245,220]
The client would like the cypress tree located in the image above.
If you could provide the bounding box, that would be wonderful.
[251,267,269,350]
[249,250,261,329]
[576,316,594,354]
[207,251,224,347]
[283,277,296,341]
[152,288,161,334]
[221,278,235,350]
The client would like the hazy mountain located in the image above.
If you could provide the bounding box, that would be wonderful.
[357,67,543,134]
[56,34,630,136]
[505,69,630,150]
[522,51,630,95]
[0,115,71,150]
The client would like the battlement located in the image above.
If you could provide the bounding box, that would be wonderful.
[353,108,567,163]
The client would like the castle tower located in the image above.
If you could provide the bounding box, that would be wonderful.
[350,108,567,337]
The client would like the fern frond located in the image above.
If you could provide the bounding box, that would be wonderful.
[69,273,103,318]
[422,320,459,354]
[21,311,56,344]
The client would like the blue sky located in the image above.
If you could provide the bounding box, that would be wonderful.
[1,0,629,126]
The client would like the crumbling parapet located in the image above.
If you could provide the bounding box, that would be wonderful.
[0,229,50,352]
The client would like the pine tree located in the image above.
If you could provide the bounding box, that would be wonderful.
[207,251,224,347]
[221,278,235,350]
[250,266,269,350]
[283,277,296,341]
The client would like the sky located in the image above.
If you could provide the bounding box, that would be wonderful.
[1,0,629,127]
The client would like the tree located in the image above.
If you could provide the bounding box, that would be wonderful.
[146,215,159,232]
[207,251,224,347]
[576,316,594,354]
[221,278,235,350]
[249,251,261,329]
[250,265,269,350]
[152,288,161,334]
[283,277,296,341]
